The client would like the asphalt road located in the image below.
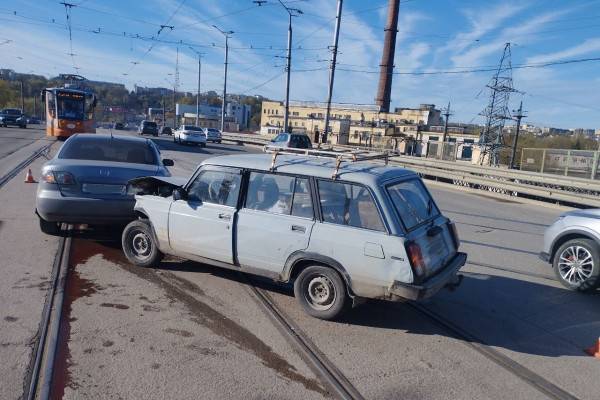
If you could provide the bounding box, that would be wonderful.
[1,128,599,400]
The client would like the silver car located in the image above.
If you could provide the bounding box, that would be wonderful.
[203,128,222,143]
[540,209,600,292]
[36,134,173,234]
[121,152,466,320]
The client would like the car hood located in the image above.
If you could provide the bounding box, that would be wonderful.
[128,175,188,196]
[562,208,600,220]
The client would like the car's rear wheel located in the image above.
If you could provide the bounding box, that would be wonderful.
[38,216,61,236]
[553,238,600,292]
[122,220,163,267]
[294,265,349,320]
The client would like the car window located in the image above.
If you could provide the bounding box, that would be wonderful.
[186,170,241,207]
[59,138,158,165]
[318,180,385,232]
[274,133,288,143]
[291,178,313,218]
[245,172,313,218]
[387,179,439,230]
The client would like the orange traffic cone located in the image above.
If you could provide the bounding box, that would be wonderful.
[585,337,600,358]
[24,169,37,183]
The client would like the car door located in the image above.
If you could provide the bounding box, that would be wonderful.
[168,166,242,264]
[236,172,315,274]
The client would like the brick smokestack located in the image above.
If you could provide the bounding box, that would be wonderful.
[375,0,400,113]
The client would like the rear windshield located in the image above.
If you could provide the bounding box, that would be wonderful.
[143,121,157,128]
[59,138,158,165]
[2,109,21,115]
[183,126,203,131]
[386,179,439,230]
[207,128,219,133]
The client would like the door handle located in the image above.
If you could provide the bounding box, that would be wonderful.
[218,213,231,220]
[291,225,306,233]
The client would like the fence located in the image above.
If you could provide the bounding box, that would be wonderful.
[426,142,459,162]
[520,148,600,180]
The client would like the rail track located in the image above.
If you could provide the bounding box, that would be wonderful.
[247,280,365,400]
[409,303,580,400]
[24,230,71,400]
[0,142,54,190]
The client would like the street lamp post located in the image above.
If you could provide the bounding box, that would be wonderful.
[213,25,233,133]
[188,47,205,127]
[273,0,303,133]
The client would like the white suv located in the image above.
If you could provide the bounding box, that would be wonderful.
[122,152,466,320]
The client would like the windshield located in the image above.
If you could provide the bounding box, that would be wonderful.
[59,137,158,165]
[57,93,85,120]
[387,179,439,230]
[143,121,157,128]
[2,109,22,115]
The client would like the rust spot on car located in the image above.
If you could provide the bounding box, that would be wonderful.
[4,316,18,322]
[102,340,114,347]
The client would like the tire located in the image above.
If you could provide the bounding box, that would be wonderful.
[38,216,60,236]
[217,140,221,144]
[294,265,349,320]
[200,143,206,148]
[122,220,163,268]
[552,238,600,292]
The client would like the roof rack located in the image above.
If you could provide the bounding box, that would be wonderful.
[266,146,395,179]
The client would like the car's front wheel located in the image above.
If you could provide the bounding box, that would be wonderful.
[294,265,349,320]
[553,238,600,292]
[122,220,163,268]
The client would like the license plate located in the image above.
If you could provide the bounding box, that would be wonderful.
[82,183,125,195]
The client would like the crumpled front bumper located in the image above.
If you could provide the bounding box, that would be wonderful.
[389,252,467,301]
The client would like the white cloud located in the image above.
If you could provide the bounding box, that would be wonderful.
[527,37,600,64]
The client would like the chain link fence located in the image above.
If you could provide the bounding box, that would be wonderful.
[520,148,600,180]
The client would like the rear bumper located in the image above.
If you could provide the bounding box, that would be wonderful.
[181,136,206,144]
[36,189,136,224]
[389,252,467,301]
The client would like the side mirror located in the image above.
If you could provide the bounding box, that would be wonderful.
[162,159,174,167]
[172,187,187,201]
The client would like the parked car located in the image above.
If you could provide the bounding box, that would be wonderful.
[138,120,159,136]
[36,134,173,235]
[161,126,173,136]
[27,117,42,124]
[203,127,222,143]
[540,209,600,292]
[265,132,312,151]
[0,108,27,128]
[113,122,125,130]
[174,125,207,147]
[122,152,466,320]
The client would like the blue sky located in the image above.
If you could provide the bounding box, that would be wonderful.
[1,0,599,128]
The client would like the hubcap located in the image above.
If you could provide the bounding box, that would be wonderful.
[131,231,151,260]
[306,275,336,311]
[558,245,594,285]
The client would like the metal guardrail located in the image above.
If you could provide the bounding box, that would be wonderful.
[221,133,600,207]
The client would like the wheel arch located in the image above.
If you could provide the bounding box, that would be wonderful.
[550,229,600,262]
[283,251,355,297]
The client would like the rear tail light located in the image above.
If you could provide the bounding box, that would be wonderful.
[43,171,76,185]
[406,241,426,281]
[448,221,460,249]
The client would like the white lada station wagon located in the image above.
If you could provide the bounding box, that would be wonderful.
[122,150,467,320]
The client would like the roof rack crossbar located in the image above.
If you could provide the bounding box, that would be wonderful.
[265,146,394,177]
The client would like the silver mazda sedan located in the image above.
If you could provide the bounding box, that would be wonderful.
[540,209,600,292]
[36,134,173,234]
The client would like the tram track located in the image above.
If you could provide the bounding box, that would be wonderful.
[0,142,54,190]
[23,229,71,400]
[409,302,580,400]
